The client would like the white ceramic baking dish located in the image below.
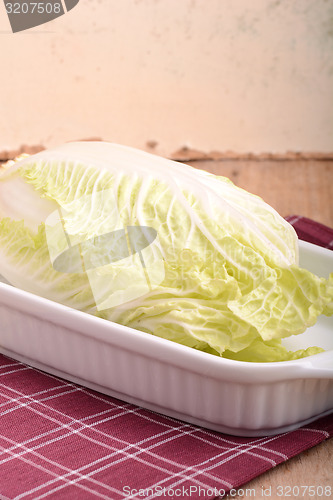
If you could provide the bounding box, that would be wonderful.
[0,240,332,437]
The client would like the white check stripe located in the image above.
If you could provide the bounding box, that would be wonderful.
[0,361,21,370]
[187,427,289,461]
[0,370,133,421]
[185,425,271,448]
[1,358,277,453]
[170,427,289,461]
[0,376,293,495]
[0,493,11,500]
[2,358,248,444]
[0,383,131,421]
[0,387,80,415]
[1,421,232,499]
[1,407,329,500]
[0,385,72,408]
[250,446,288,461]
[0,383,219,495]
[4,421,210,499]
[0,443,114,500]
[1,427,136,498]
[32,483,114,500]
[179,423,331,490]
[119,406,287,465]
[287,216,301,226]
[0,382,233,488]
[0,375,133,414]
[0,376,201,444]
[24,401,294,500]
[141,432,294,500]
[2,359,131,410]
[0,366,30,378]
[19,437,218,500]
[0,382,235,498]
[0,402,136,458]
[299,427,330,439]
[1,421,160,499]
[0,405,138,463]
[3,415,219,499]
[0,404,188,465]
[0,378,188,444]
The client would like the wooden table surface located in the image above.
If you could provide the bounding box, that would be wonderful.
[187,158,333,500]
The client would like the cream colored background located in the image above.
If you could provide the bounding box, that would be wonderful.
[0,0,332,156]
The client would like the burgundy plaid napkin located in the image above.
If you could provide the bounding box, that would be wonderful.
[0,217,332,500]
[285,215,333,249]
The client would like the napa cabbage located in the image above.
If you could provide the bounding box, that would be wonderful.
[0,142,332,362]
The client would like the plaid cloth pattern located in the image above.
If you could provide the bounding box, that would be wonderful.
[285,215,333,249]
[0,216,332,499]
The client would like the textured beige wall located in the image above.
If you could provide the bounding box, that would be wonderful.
[0,0,332,156]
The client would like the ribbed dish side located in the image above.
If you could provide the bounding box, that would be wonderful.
[1,303,333,433]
